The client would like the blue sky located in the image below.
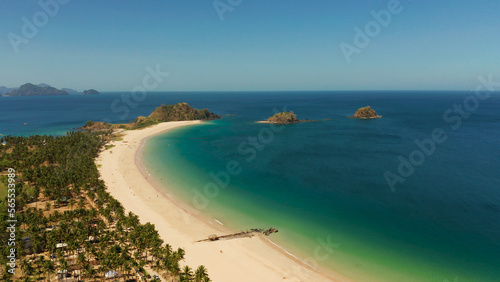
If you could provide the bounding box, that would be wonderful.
[1,0,499,91]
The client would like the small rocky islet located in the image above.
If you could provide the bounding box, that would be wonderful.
[265,111,300,124]
[349,106,382,119]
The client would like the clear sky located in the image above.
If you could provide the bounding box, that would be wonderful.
[1,0,499,91]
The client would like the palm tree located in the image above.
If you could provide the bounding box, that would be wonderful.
[194,265,209,282]
[181,265,193,281]
[69,198,75,210]
[42,259,55,281]
[176,248,185,261]
[21,259,33,278]
[77,252,87,278]
[122,261,132,280]
[83,262,96,280]
[168,261,181,282]
[59,257,68,273]
[78,197,85,209]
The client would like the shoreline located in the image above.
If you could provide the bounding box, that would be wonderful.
[97,121,349,282]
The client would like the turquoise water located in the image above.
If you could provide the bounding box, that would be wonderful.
[2,92,500,281]
[142,92,500,281]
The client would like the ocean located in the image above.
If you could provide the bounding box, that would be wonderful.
[2,91,500,281]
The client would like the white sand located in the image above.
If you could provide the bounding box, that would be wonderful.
[96,121,350,282]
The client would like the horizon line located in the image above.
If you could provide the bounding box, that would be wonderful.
[82,90,500,95]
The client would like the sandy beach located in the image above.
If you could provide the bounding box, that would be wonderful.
[96,120,349,282]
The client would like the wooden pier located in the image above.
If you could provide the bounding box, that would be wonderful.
[195,227,278,243]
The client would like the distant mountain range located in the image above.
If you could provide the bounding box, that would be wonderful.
[62,88,79,95]
[7,83,69,96]
[0,86,18,95]
[0,83,98,96]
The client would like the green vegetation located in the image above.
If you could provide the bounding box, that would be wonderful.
[0,131,211,281]
[81,103,220,131]
[350,106,382,119]
[6,83,68,96]
[132,116,158,129]
[82,121,114,131]
[148,103,219,123]
[111,135,124,142]
[104,144,116,150]
[0,176,7,199]
[266,111,300,124]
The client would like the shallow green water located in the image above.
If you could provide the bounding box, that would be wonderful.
[141,92,500,281]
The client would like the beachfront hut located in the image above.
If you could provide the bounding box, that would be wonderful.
[56,243,68,248]
[105,270,119,278]
[57,269,67,280]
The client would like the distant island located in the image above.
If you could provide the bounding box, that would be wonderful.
[62,88,79,95]
[81,102,220,130]
[1,83,99,96]
[350,106,382,119]
[6,83,68,96]
[82,89,100,95]
[0,86,16,95]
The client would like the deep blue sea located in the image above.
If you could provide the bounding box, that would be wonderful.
[2,91,500,281]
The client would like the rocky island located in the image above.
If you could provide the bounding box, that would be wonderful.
[81,102,220,130]
[260,111,317,124]
[265,111,300,124]
[350,106,382,119]
[82,89,100,95]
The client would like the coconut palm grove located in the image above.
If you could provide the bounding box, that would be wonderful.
[0,130,211,281]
